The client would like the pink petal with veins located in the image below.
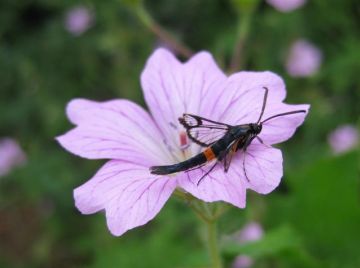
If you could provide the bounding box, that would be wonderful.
[217,71,287,124]
[74,160,177,236]
[259,103,310,145]
[141,48,226,156]
[218,72,309,145]
[240,143,283,194]
[56,99,171,165]
[178,164,246,208]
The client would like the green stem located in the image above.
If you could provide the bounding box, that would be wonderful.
[177,196,229,267]
[190,202,224,268]
[229,11,252,72]
[135,4,193,58]
[206,220,223,268]
[189,200,212,223]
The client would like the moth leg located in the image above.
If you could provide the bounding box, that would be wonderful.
[217,149,229,171]
[256,136,271,148]
[242,135,256,183]
[184,162,208,173]
[242,152,250,182]
[223,140,240,173]
[197,161,218,186]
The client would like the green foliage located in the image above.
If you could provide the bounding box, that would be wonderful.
[223,225,301,258]
[223,225,317,268]
[0,0,359,267]
[265,151,360,267]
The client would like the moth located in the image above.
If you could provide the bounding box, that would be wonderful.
[150,87,305,184]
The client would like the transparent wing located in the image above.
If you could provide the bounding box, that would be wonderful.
[179,114,231,147]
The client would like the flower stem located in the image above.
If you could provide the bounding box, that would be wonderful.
[229,0,260,72]
[135,4,193,58]
[206,220,223,268]
[176,196,229,267]
[229,12,251,72]
[190,202,224,268]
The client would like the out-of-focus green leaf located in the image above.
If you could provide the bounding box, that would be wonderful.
[266,151,360,267]
[222,225,301,258]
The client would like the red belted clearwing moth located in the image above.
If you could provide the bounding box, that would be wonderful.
[150,87,306,185]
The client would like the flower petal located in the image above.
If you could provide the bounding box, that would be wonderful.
[66,98,98,125]
[74,160,177,236]
[217,71,288,124]
[178,166,247,208]
[240,143,283,194]
[141,48,226,156]
[57,99,172,165]
[260,103,310,145]
[216,71,309,145]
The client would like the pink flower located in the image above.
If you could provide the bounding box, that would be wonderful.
[328,125,358,154]
[57,48,309,236]
[266,0,306,12]
[286,39,322,77]
[237,222,264,243]
[232,256,253,268]
[232,222,264,268]
[64,6,94,36]
[0,138,26,177]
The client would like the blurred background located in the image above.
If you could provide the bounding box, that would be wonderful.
[0,0,359,267]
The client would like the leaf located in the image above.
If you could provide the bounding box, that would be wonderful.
[222,225,301,258]
[266,151,360,267]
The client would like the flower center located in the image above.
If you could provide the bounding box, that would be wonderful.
[179,131,188,150]
[178,130,192,160]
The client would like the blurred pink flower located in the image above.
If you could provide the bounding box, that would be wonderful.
[286,39,322,77]
[232,222,264,268]
[57,48,309,236]
[65,6,94,36]
[266,0,306,12]
[233,256,253,268]
[328,125,358,154]
[238,222,264,243]
[0,138,26,177]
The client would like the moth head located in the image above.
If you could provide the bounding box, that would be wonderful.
[250,123,262,134]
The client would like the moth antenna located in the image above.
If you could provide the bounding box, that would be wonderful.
[257,87,269,124]
[261,110,306,124]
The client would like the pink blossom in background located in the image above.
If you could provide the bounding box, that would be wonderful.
[232,222,264,268]
[237,222,264,243]
[328,125,358,154]
[232,256,253,268]
[0,138,26,177]
[65,6,94,36]
[266,0,306,12]
[286,39,322,77]
[57,48,309,236]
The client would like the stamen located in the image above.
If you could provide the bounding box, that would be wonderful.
[179,131,189,150]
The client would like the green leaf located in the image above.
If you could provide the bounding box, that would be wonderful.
[266,151,360,267]
[222,225,301,258]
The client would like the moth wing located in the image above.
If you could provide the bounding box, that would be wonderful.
[179,114,231,147]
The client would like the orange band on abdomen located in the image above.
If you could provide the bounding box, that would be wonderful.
[203,147,216,161]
